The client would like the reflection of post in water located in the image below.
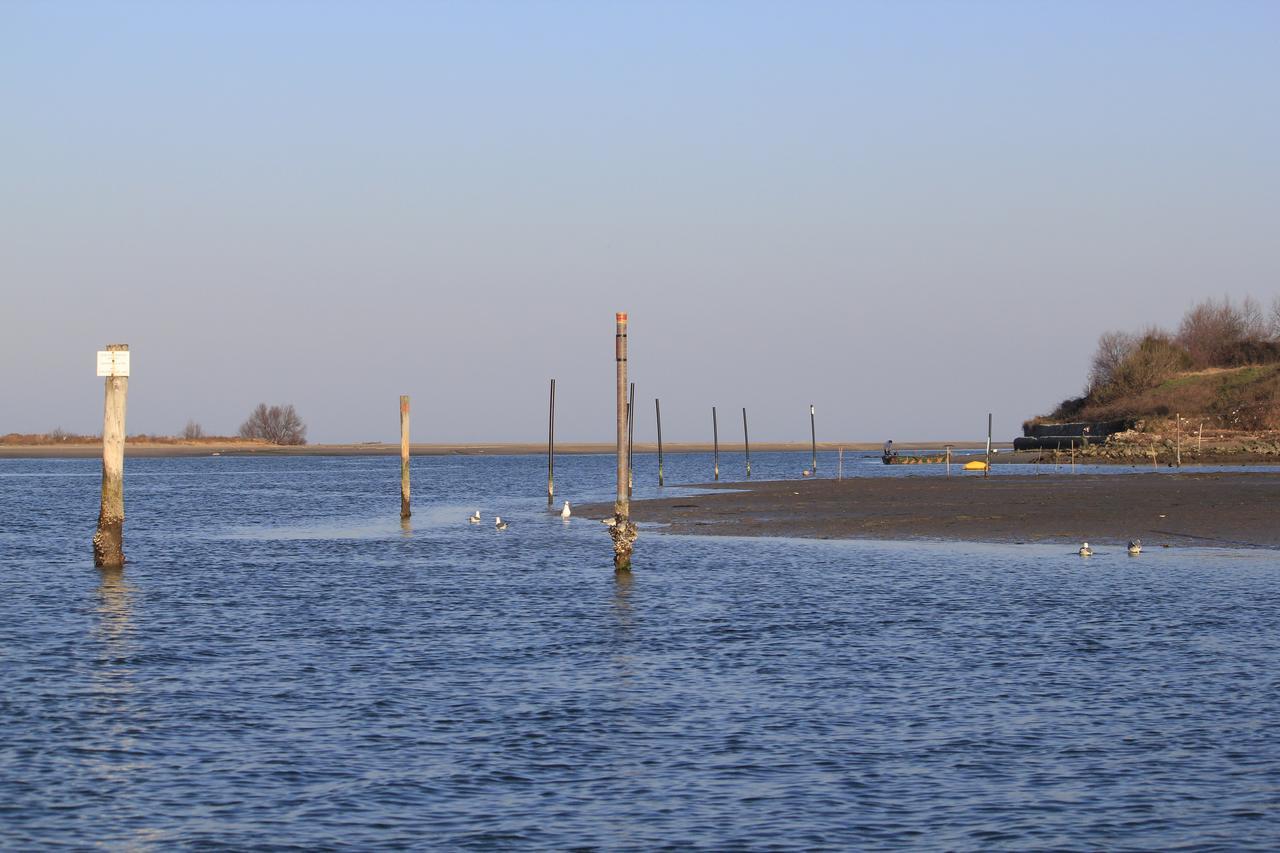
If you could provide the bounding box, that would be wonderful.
[400,516,413,537]
[96,567,135,647]
[612,569,633,628]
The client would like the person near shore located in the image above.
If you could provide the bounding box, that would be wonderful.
[883,440,896,460]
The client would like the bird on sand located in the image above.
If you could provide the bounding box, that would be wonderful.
[468,510,481,524]
[1128,539,1142,555]
[561,500,571,519]
[495,516,508,530]
[1078,542,1093,556]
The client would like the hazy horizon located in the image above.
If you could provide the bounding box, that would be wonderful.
[4,1,1277,444]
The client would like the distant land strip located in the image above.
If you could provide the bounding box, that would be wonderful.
[0,440,996,459]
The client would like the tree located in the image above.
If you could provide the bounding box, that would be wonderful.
[1088,330,1137,396]
[1177,297,1244,368]
[181,420,204,440]
[239,403,307,445]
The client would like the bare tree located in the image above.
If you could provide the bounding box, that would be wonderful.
[239,403,307,445]
[1177,297,1244,368]
[1240,295,1268,340]
[1088,330,1137,396]
[1270,295,1280,341]
[181,420,204,440]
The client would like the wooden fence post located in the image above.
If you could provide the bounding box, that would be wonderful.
[547,379,556,505]
[399,396,411,519]
[611,313,637,569]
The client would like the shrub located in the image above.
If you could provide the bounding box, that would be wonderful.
[238,404,307,445]
[181,420,205,440]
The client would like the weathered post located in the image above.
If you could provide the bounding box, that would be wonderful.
[547,379,556,505]
[945,444,953,475]
[610,313,637,570]
[1198,421,1203,454]
[712,406,720,481]
[810,404,817,475]
[400,395,411,519]
[627,382,635,496]
[838,447,843,480]
[1176,413,1182,468]
[93,344,129,568]
[655,398,664,487]
[743,407,751,478]
[985,412,992,479]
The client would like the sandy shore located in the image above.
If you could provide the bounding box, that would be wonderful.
[0,440,992,459]
[579,473,1280,549]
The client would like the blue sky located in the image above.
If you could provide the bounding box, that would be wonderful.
[3,1,1277,443]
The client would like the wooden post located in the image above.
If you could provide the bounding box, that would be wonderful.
[611,313,637,570]
[1176,413,1181,468]
[985,412,992,479]
[838,447,843,480]
[547,379,556,505]
[809,404,817,474]
[93,344,128,568]
[1198,421,1203,454]
[399,395,411,519]
[655,398,664,487]
[742,407,751,478]
[627,382,635,496]
[712,406,719,481]
[945,444,953,475]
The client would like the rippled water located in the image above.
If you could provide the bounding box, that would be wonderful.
[2,453,1279,849]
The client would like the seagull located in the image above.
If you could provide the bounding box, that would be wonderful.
[561,500,571,519]
[1078,542,1093,557]
[468,510,481,524]
[602,516,618,527]
[1128,539,1142,555]
[802,469,813,478]
[495,516,507,530]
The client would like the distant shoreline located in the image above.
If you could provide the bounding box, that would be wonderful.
[0,440,994,459]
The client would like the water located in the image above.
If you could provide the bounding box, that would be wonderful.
[2,453,1279,849]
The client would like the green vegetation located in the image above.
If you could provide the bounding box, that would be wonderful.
[1037,296,1280,430]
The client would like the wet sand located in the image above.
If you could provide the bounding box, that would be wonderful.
[580,473,1280,549]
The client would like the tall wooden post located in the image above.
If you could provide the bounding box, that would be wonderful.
[1175,412,1181,468]
[809,404,817,474]
[93,344,129,568]
[743,407,751,478]
[838,447,843,480]
[398,396,411,518]
[627,382,635,496]
[547,379,556,505]
[655,398,664,487]
[712,406,719,481]
[610,313,637,570]
[985,412,992,479]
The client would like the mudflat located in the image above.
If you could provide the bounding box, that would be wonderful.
[580,473,1280,549]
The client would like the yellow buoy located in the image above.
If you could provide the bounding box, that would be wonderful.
[963,460,988,471]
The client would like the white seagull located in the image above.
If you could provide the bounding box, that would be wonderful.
[561,500,571,519]
[495,516,508,530]
[468,510,481,524]
[1078,542,1093,557]
[1127,539,1142,555]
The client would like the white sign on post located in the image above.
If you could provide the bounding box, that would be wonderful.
[96,350,131,377]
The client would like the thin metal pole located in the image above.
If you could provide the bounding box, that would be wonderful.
[712,406,719,481]
[809,404,817,474]
[985,412,992,479]
[655,398,664,487]
[547,379,555,505]
[743,407,751,478]
[627,382,635,496]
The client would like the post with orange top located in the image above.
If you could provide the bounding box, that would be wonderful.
[400,395,411,519]
[610,313,638,570]
[93,344,129,568]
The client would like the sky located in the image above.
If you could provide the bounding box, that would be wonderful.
[3,0,1278,444]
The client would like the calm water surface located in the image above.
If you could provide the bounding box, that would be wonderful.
[2,453,1278,849]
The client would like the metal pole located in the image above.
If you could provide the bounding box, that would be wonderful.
[809,404,817,474]
[655,398,664,487]
[547,379,555,505]
[985,412,992,479]
[611,313,636,570]
[712,406,719,481]
[743,407,751,478]
[627,381,635,496]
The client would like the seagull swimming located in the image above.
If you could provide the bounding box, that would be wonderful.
[561,500,571,519]
[1127,539,1142,555]
[468,510,481,524]
[1078,542,1093,557]
[495,516,508,530]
